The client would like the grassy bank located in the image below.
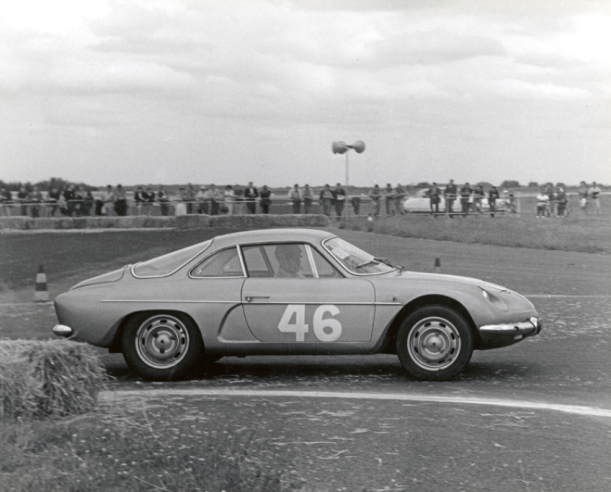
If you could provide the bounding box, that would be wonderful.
[344,212,611,254]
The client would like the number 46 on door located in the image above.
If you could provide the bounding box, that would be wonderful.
[278,304,342,342]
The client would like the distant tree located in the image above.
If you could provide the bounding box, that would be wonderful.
[500,180,520,188]
[416,182,431,188]
[476,181,493,188]
[555,182,566,189]
[527,181,538,188]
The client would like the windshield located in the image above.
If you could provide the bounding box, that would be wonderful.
[322,237,395,275]
[132,240,212,278]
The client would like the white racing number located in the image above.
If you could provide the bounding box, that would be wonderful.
[278,304,342,342]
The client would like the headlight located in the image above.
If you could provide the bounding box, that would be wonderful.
[480,288,508,312]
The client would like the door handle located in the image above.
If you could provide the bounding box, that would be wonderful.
[245,296,270,303]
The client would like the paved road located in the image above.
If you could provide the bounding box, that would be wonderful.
[2,228,610,491]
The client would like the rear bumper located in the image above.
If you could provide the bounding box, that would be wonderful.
[478,317,542,350]
[53,324,73,338]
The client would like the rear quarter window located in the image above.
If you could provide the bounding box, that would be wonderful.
[132,240,211,278]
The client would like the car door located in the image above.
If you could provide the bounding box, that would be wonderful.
[240,243,376,343]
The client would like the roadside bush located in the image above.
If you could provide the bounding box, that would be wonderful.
[0,340,106,419]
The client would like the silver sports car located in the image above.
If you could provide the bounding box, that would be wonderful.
[53,228,541,381]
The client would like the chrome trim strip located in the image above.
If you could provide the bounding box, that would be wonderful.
[244,301,401,306]
[101,299,240,304]
[100,299,401,306]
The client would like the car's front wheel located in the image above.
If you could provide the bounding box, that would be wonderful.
[122,312,204,381]
[396,305,473,381]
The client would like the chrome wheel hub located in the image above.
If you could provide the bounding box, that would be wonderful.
[407,317,460,371]
[136,315,189,369]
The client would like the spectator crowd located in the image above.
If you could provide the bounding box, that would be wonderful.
[0,179,604,219]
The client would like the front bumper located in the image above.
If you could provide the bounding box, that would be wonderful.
[478,317,541,350]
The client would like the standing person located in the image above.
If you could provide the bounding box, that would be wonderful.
[30,186,43,217]
[334,183,346,220]
[259,185,271,214]
[208,184,222,216]
[48,187,61,216]
[0,187,12,216]
[196,186,208,214]
[303,184,313,214]
[459,182,472,216]
[351,194,361,215]
[508,189,516,213]
[473,185,485,214]
[74,185,87,216]
[319,184,334,216]
[114,184,127,216]
[536,188,549,218]
[578,181,589,214]
[145,186,155,215]
[101,185,114,216]
[82,190,94,216]
[444,179,457,217]
[588,181,601,215]
[429,182,441,215]
[368,184,382,217]
[488,185,499,217]
[157,186,169,216]
[556,187,568,217]
[394,184,406,215]
[62,185,76,217]
[545,183,555,217]
[17,187,30,216]
[133,186,145,216]
[223,185,235,215]
[185,183,196,214]
[383,184,394,215]
[289,184,302,214]
[244,182,259,214]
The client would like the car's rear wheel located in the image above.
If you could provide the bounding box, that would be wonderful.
[396,305,473,381]
[122,312,204,381]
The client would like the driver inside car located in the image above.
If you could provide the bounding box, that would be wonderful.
[275,244,305,278]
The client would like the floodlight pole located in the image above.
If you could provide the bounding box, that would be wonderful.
[331,140,366,187]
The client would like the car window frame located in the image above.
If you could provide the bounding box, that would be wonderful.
[238,241,344,280]
[188,245,247,279]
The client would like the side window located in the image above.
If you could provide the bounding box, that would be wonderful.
[242,243,313,278]
[310,248,343,278]
[191,247,244,278]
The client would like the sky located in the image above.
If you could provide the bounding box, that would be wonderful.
[1,0,610,188]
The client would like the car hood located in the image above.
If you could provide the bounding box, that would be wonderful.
[379,270,519,294]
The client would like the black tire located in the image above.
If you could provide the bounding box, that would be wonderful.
[122,312,204,381]
[396,305,473,381]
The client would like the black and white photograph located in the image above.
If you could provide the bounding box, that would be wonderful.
[1,1,610,491]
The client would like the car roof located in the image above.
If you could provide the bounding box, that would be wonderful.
[210,228,337,249]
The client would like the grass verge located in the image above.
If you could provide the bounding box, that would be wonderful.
[343,213,611,254]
